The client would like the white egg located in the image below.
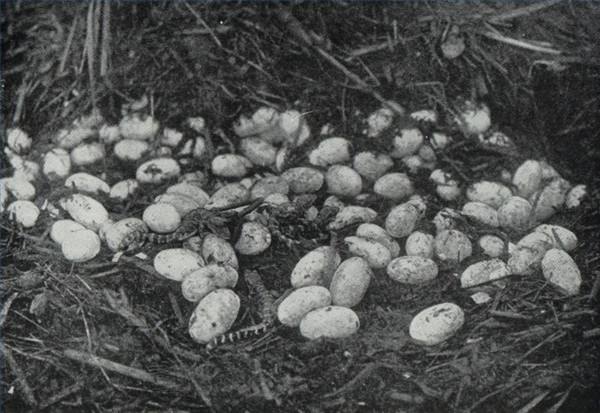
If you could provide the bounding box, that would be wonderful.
[512,160,543,198]
[188,289,240,344]
[202,234,239,269]
[153,248,205,282]
[61,229,101,262]
[7,200,40,228]
[300,306,360,340]
[234,222,271,255]
[0,185,7,212]
[54,127,94,149]
[405,231,434,258]
[282,167,324,194]
[119,114,159,140]
[390,128,423,158]
[205,183,250,210]
[385,203,420,238]
[533,224,577,252]
[461,202,499,227]
[277,286,332,327]
[402,155,425,173]
[455,102,491,135]
[565,184,587,209]
[409,303,464,346]
[7,128,32,154]
[430,132,451,149]
[142,203,181,233]
[239,137,277,167]
[466,181,512,208]
[327,206,377,230]
[539,161,561,180]
[59,194,110,231]
[2,176,36,200]
[434,230,472,263]
[478,235,506,258]
[329,257,373,307]
[50,219,87,244]
[113,139,150,162]
[263,193,290,205]
[101,218,147,252]
[308,137,352,167]
[387,256,438,284]
[250,176,289,200]
[181,264,239,302]
[98,124,121,144]
[356,223,400,258]
[291,246,341,288]
[179,171,208,188]
[497,196,533,232]
[436,182,462,201]
[344,236,392,269]
[136,158,181,184]
[279,109,311,146]
[211,154,252,178]
[352,151,394,182]
[71,142,105,166]
[406,194,427,216]
[460,259,510,288]
[154,193,201,216]
[64,173,110,195]
[109,179,139,201]
[541,249,581,296]
[166,182,209,207]
[530,178,571,222]
[374,173,414,201]
[326,165,362,198]
[323,195,345,210]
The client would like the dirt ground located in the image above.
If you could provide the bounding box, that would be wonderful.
[1,2,599,412]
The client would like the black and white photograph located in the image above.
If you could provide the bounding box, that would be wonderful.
[1,1,599,411]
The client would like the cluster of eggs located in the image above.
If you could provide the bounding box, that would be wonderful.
[2,98,587,347]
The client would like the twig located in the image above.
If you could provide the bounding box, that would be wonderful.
[324,362,381,398]
[480,30,562,55]
[38,382,83,410]
[1,343,38,407]
[63,349,183,391]
[488,0,563,23]
[0,292,19,329]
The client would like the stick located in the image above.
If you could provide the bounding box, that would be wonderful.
[481,30,562,55]
[63,349,183,390]
[0,292,19,329]
[1,344,38,407]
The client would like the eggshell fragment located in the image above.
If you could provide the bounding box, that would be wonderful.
[344,237,391,269]
[390,128,423,158]
[2,177,36,200]
[280,109,311,146]
[113,139,150,161]
[352,151,394,181]
[512,160,543,198]
[565,184,586,209]
[436,181,462,201]
[7,200,40,228]
[461,202,499,227]
[366,106,394,138]
[71,143,105,166]
[153,248,205,282]
[460,259,510,288]
[431,132,451,149]
[7,128,32,154]
[9,156,40,182]
[211,154,252,178]
[188,289,240,344]
[54,127,94,149]
[326,165,362,198]
[385,203,420,238]
[534,224,577,252]
[119,114,159,140]
[142,203,181,233]
[182,265,239,302]
[356,223,400,257]
[202,234,239,269]
[59,194,110,231]
[50,219,86,244]
[374,173,414,201]
[410,109,437,123]
[299,306,360,340]
[405,231,434,258]
[277,286,331,327]
[110,179,139,201]
[434,230,472,263]
[154,193,201,216]
[530,178,571,222]
[455,102,491,135]
[160,128,184,147]
[387,256,438,284]
[101,218,147,251]
[250,176,289,200]
[308,137,352,167]
[239,137,277,167]
[282,167,324,194]
[466,181,512,209]
[61,229,101,262]
[64,173,110,195]
[497,196,533,232]
[327,206,377,230]
[205,183,250,210]
[541,249,581,296]
[99,124,121,144]
[409,303,464,346]
[234,222,272,255]
[291,246,341,288]
[433,208,460,233]
[136,158,181,184]
[478,235,506,258]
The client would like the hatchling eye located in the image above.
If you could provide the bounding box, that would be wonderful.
[211,322,217,327]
